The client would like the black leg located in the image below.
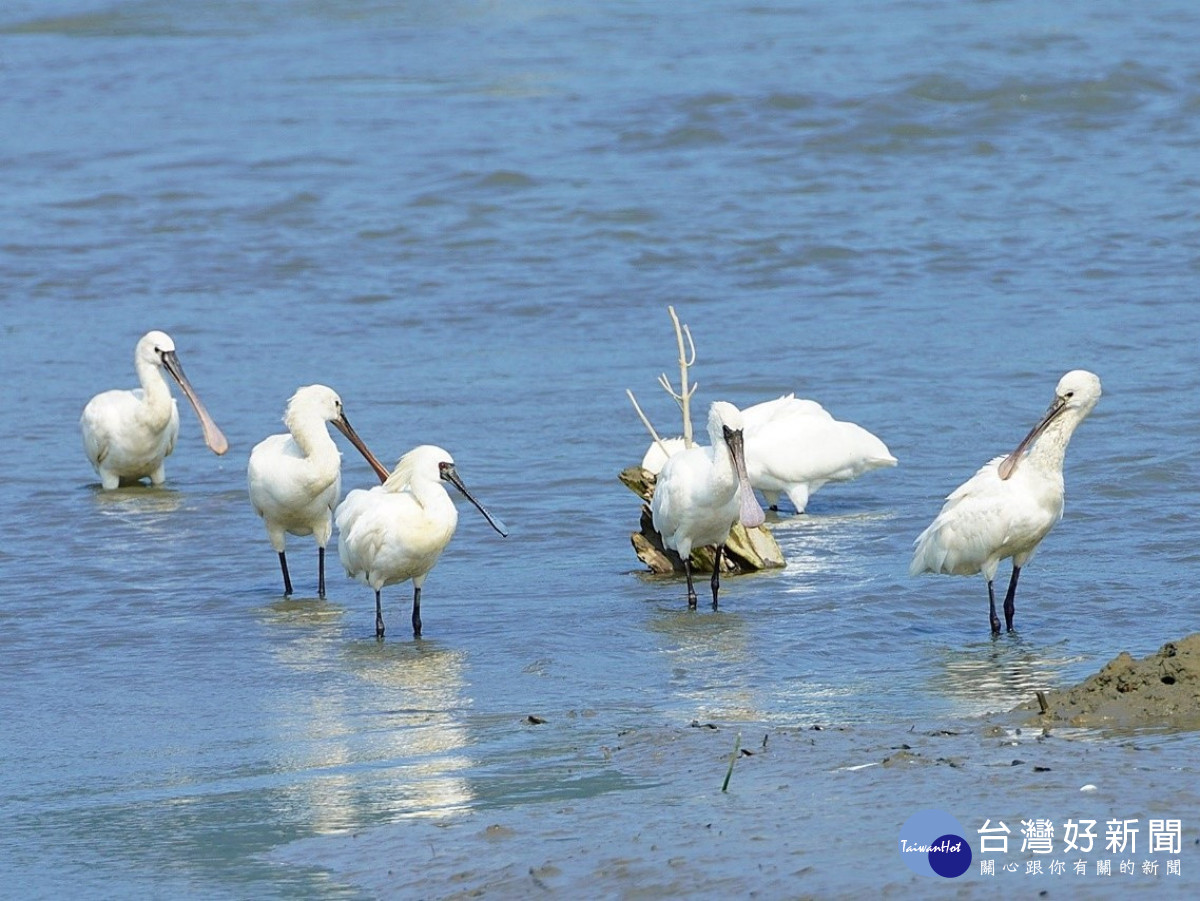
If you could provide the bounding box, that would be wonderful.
[375,590,385,639]
[318,546,326,600]
[278,551,293,598]
[988,579,1000,635]
[412,586,423,637]
[1003,565,1021,632]
[684,560,698,610]
[711,545,723,611]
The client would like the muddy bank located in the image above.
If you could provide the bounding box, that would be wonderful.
[1020,634,1200,730]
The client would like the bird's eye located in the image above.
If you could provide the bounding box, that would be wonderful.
[1065,391,1074,399]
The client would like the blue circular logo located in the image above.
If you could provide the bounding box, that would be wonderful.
[928,832,972,878]
[898,810,972,878]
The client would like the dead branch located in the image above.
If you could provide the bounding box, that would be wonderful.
[657,305,697,447]
[626,389,674,462]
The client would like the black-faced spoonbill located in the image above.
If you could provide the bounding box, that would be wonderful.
[910,370,1101,635]
[80,330,228,489]
[247,385,391,599]
[650,401,766,610]
[741,394,897,513]
[640,394,896,513]
[335,445,508,638]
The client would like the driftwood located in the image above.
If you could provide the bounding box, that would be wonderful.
[620,465,785,575]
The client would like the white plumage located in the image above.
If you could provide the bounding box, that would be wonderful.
[640,393,896,513]
[741,394,896,513]
[247,385,390,599]
[80,330,228,489]
[910,370,1102,634]
[650,401,765,610]
[336,445,507,638]
[640,436,688,478]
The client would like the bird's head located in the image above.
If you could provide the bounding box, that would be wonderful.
[137,330,176,368]
[1054,370,1102,416]
[998,369,1101,480]
[709,401,765,528]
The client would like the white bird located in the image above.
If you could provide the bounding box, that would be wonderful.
[640,436,687,477]
[247,385,391,600]
[650,401,766,610]
[81,330,228,489]
[742,394,897,513]
[910,370,1102,634]
[640,394,896,513]
[336,445,508,638]
[639,398,840,476]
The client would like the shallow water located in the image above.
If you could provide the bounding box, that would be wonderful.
[3,0,1200,896]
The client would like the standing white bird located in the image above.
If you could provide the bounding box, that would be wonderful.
[650,401,766,610]
[81,330,228,489]
[910,370,1102,635]
[336,445,508,638]
[247,385,391,600]
[741,394,897,513]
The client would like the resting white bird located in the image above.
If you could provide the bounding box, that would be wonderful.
[336,445,508,638]
[247,385,390,599]
[650,401,765,610]
[81,330,228,489]
[641,394,895,513]
[640,436,687,477]
[910,370,1102,634]
[741,394,896,513]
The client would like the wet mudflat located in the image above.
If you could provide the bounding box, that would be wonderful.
[5,0,1200,896]
[276,697,1200,897]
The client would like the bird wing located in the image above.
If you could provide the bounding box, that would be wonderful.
[80,402,110,468]
[246,435,311,515]
[649,445,742,554]
[650,447,713,536]
[329,468,342,516]
[640,436,687,475]
[335,488,381,579]
[910,456,1045,578]
[163,399,181,458]
[945,455,1005,497]
[746,416,896,489]
[334,487,375,536]
[742,394,831,432]
[337,488,447,587]
[80,388,144,468]
[649,464,678,540]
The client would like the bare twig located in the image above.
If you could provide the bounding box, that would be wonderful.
[626,389,674,461]
[657,305,698,447]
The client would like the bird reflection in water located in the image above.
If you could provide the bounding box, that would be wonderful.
[265,630,477,832]
[932,639,1083,715]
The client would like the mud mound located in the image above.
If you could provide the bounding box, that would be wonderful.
[1022,634,1200,730]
